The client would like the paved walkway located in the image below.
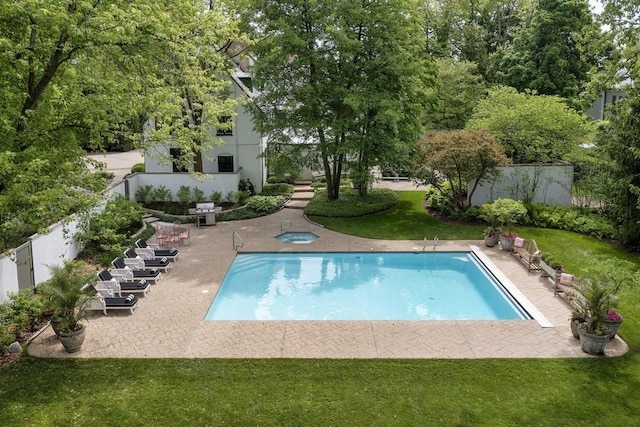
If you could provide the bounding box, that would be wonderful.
[28,207,628,359]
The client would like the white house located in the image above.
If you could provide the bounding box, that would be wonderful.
[142,68,267,199]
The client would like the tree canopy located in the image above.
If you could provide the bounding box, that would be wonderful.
[467,86,593,163]
[243,0,435,198]
[412,129,509,209]
[0,0,243,249]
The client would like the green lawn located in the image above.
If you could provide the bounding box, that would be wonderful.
[2,191,640,425]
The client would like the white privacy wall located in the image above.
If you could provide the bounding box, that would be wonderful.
[469,164,574,206]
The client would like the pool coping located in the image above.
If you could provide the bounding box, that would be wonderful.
[27,208,629,359]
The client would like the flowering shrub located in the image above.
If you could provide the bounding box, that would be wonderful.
[605,310,622,322]
[501,232,518,238]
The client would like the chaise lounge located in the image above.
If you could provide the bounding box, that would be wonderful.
[82,284,139,315]
[135,239,179,260]
[111,257,162,281]
[122,249,172,272]
[97,269,151,296]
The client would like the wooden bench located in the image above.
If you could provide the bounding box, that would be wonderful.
[554,273,587,310]
[511,238,541,272]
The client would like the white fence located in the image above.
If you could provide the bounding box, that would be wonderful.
[469,164,573,207]
[0,181,126,303]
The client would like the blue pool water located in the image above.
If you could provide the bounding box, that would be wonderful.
[204,252,530,321]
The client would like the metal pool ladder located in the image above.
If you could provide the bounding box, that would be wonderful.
[233,231,245,251]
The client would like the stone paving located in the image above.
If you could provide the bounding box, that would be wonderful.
[28,207,628,359]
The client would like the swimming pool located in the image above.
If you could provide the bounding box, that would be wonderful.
[205,251,533,321]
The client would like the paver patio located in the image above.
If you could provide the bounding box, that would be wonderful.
[28,208,628,359]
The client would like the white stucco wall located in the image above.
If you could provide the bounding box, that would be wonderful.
[470,164,573,206]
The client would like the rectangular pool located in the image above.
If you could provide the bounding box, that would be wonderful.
[205,252,532,321]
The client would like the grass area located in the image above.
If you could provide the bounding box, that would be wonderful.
[2,358,639,425]
[3,190,640,425]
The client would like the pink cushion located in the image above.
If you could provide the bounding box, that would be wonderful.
[559,273,574,285]
[513,237,525,248]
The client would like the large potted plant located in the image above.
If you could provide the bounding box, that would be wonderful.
[38,261,95,353]
[479,203,501,247]
[573,278,613,355]
[481,199,527,251]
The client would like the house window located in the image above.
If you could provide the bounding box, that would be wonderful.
[218,155,234,173]
[216,116,233,136]
[170,148,187,172]
[239,77,253,91]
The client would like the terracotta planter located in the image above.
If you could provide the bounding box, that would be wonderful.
[578,324,610,355]
[58,325,86,353]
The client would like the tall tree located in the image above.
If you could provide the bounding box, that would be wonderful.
[422,0,531,82]
[243,0,435,199]
[490,0,602,101]
[598,94,640,248]
[0,1,242,249]
[467,86,592,163]
[424,58,487,131]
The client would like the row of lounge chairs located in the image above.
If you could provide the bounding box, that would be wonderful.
[87,239,179,315]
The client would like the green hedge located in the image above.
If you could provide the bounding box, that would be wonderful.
[304,188,399,217]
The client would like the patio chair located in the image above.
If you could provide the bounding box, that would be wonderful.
[135,239,179,260]
[510,238,542,272]
[96,269,151,296]
[123,249,172,272]
[178,224,191,246]
[111,257,162,281]
[82,284,139,315]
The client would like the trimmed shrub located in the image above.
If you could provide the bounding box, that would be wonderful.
[177,186,191,204]
[525,203,615,239]
[131,163,145,173]
[261,183,294,196]
[304,188,399,217]
[245,195,287,213]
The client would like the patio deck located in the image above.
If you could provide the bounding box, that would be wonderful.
[28,208,628,359]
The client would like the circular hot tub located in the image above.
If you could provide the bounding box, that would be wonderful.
[276,231,319,244]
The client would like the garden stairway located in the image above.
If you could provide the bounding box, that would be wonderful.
[285,181,314,209]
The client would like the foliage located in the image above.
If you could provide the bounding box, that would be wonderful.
[467,86,593,163]
[131,163,145,174]
[75,196,144,259]
[0,290,44,351]
[412,129,509,209]
[226,190,250,206]
[243,0,435,199]
[524,203,615,239]
[304,189,399,218]
[135,185,154,203]
[267,175,295,184]
[0,2,243,251]
[149,186,172,203]
[210,191,222,204]
[422,0,530,82]
[489,0,604,101]
[480,198,527,236]
[177,186,192,204]
[597,94,640,249]
[192,188,205,203]
[37,261,95,333]
[245,196,287,214]
[424,59,488,131]
[261,183,294,196]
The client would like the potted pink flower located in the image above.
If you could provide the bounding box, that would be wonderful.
[603,310,623,340]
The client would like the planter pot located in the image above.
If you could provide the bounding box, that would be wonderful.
[539,260,556,277]
[603,320,622,340]
[578,324,610,355]
[570,319,584,339]
[58,326,86,353]
[484,234,500,247]
[499,235,514,251]
[50,317,63,336]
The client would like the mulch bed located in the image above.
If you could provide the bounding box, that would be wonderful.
[1,319,51,368]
